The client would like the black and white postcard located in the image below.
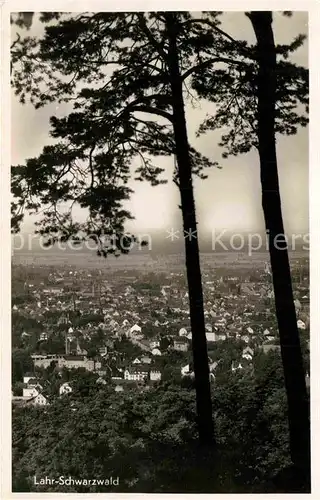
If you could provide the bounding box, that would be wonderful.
[1,1,320,497]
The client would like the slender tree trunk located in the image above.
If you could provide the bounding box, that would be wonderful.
[165,13,215,446]
[248,11,310,488]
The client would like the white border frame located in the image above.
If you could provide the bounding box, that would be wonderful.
[1,1,319,498]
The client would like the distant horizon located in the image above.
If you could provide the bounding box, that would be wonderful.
[12,229,309,256]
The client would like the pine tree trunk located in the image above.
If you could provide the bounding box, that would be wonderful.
[248,11,310,488]
[165,13,215,446]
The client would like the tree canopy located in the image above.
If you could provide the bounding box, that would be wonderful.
[12,352,294,493]
[11,12,229,247]
[11,12,308,248]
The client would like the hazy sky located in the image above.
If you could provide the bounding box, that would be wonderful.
[11,11,309,236]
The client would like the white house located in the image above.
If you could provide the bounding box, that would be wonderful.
[247,327,254,335]
[59,382,72,396]
[266,335,276,342]
[206,331,216,342]
[114,384,124,392]
[241,335,250,344]
[151,348,162,356]
[99,346,108,357]
[23,375,36,385]
[216,333,227,341]
[130,324,142,334]
[179,327,188,337]
[31,393,48,406]
[150,370,161,381]
[132,357,141,364]
[23,386,40,399]
[140,355,152,364]
[181,364,195,378]
[129,328,143,340]
[173,339,188,352]
[124,368,148,381]
[297,319,306,330]
[242,346,254,361]
[181,364,191,376]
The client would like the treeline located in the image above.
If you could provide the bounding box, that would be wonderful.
[12,350,297,493]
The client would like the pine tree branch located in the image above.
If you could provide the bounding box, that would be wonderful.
[136,13,168,62]
[182,57,249,81]
[130,105,173,122]
[181,17,252,58]
[129,94,171,108]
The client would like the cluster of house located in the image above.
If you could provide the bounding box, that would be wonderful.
[12,374,84,407]
[112,355,162,383]
[12,352,164,406]
[13,316,309,408]
[12,263,310,407]
[14,262,310,365]
[180,346,258,379]
[12,375,50,407]
[16,314,285,406]
[126,323,228,353]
